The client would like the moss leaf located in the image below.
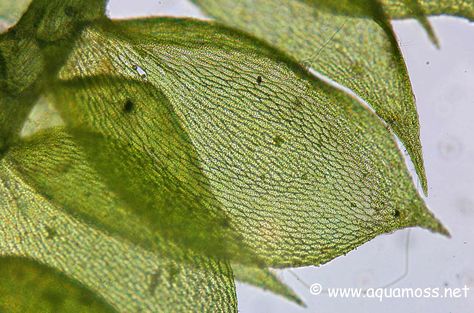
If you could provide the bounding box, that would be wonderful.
[0,256,117,313]
[1,128,237,313]
[52,18,447,267]
[232,264,304,306]
[191,0,430,193]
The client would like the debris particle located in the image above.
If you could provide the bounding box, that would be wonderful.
[134,65,147,78]
[393,209,400,218]
[123,100,134,113]
[273,135,284,147]
[45,226,58,239]
[64,6,77,17]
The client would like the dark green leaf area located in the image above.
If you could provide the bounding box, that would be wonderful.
[44,77,258,265]
[0,256,116,313]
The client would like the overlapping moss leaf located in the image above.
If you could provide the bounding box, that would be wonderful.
[191,0,430,193]
[1,0,460,310]
[52,18,446,268]
[1,128,237,313]
[1,0,105,158]
[22,77,258,265]
[0,256,116,313]
[383,0,474,20]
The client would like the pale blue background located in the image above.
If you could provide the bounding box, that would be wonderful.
[107,1,474,312]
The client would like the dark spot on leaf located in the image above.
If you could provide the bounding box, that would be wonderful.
[294,98,303,108]
[350,202,356,208]
[45,226,58,239]
[220,218,230,229]
[273,135,284,147]
[64,5,78,17]
[393,209,400,218]
[123,100,134,113]
[148,271,161,295]
[256,75,262,85]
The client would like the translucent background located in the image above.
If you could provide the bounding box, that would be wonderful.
[107,1,474,312]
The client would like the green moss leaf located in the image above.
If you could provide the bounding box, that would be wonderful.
[1,128,237,313]
[0,0,107,154]
[383,0,474,20]
[52,18,446,268]
[14,0,106,42]
[0,256,116,313]
[191,0,429,194]
[232,264,304,306]
[37,77,258,265]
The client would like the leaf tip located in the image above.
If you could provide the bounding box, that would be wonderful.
[411,200,450,237]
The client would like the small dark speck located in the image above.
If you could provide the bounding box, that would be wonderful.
[64,6,77,17]
[45,226,58,239]
[444,281,449,287]
[426,61,430,65]
[393,209,400,218]
[273,135,284,147]
[220,218,230,229]
[256,76,263,85]
[123,100,134,113]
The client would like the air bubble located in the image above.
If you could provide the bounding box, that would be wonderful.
[134,65,147,78]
